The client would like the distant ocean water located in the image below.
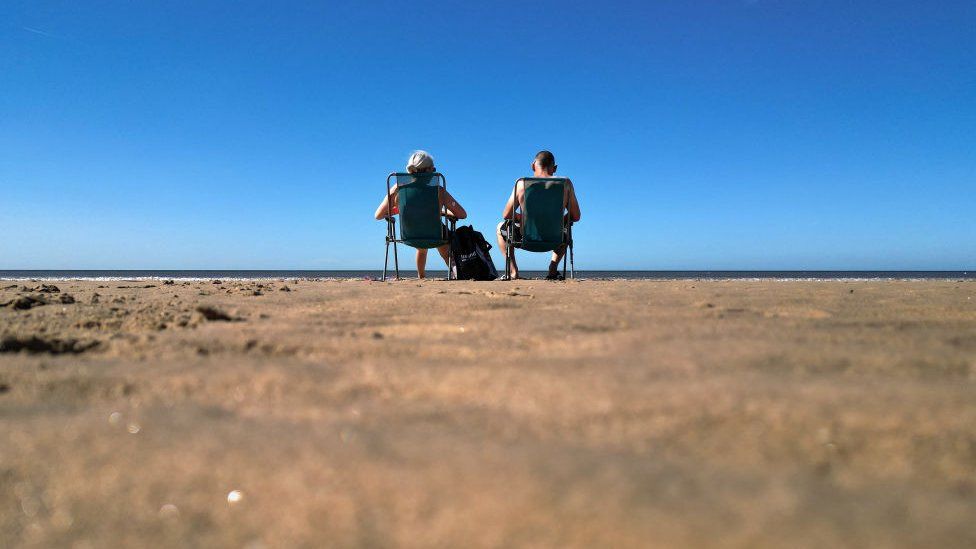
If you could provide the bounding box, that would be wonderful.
[0,270,972,281]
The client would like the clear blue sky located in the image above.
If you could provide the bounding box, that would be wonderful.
[2,1,973,270]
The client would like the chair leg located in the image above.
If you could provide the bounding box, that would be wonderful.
[569,242,575,279]
[447,222,455,281]
[392,241,400,280]
[505,240,512,276]
[562,248,568,280]
[448,242,454,281]
[383,239,390,281]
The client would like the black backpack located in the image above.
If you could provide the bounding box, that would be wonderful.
[450,225,499,281]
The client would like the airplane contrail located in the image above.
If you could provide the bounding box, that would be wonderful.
[22,26,58,38]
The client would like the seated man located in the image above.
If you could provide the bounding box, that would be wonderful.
[496,150,581,280]
[375,150,466,279]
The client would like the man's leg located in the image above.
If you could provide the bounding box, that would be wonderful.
[416,248,428,279]
[548,244,568,277]
[496,221,519,278]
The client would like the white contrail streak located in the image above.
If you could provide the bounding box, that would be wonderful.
[22,26,58,38]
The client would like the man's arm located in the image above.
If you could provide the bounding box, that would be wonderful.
[501,182,521,220]
[566,179,581,222]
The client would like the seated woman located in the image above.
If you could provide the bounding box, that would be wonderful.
[374,150,467,279]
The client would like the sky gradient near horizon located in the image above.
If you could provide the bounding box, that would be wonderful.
[2,1,974,270]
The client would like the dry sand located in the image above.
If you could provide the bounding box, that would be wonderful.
[1,278,975,547]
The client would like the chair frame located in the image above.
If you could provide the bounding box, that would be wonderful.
[382,172,456,281]
[504,177,575,280]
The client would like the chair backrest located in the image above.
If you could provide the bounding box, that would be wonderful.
[390,172,446,249]
[518,178,567,252]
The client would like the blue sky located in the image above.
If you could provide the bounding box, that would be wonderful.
[1,1,973,270]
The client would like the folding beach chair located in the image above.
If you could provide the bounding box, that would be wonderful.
[382,172,456,281]
[504,177,575,279]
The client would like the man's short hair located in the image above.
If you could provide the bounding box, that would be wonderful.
[534,150,556,171]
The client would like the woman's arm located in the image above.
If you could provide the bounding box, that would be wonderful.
[374,186,397,220]
[441,189,467,219]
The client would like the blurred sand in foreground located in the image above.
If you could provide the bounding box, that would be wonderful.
[1,278,975,547]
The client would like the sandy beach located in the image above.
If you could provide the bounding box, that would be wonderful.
[1,278,975,547]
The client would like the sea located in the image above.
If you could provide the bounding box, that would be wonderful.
[0,270,972,281]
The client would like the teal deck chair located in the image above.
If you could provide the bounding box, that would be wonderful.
[504,177,575,279]
[382,172,456,281]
